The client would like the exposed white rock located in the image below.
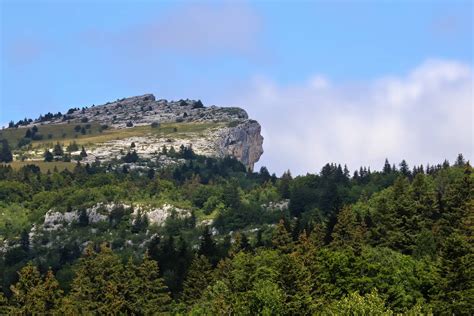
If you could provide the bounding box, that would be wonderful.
[132,203,191,226]
[42,202,129,230]
[21,94,264,169]
[262,200,290,211]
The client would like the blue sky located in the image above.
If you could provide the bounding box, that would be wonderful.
[1,0,473,174]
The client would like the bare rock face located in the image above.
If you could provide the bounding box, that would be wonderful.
[33,94,264,169]
[217,120,264,170]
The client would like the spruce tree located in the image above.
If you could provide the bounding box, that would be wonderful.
[199,226,217,261]
[309,222,326,249]
[69,244,126,314]
[182,255,214,306]
[331,206,366,249]
[399,160,410,177]
[272,219,293,254]
[43,149,53,162]
[383,158,392,174]
[0,140,13,163]
[53,142,63,156]
[80,146,87,157]
[25,128,32,138]
[125,252,171,314]
[9,262,43,313]
[278,170,292,199]
[40,269,63,312]
[9,263,62,314]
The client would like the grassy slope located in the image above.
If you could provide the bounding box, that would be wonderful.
[3,161,77,173]
[1,122,222,150]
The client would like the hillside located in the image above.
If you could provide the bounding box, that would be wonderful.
[1,94,264,170]
[0,94,472,316]
[0,151,472,314]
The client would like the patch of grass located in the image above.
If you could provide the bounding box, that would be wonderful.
[1,122,222,151]
[0,123,103,148]
[4,161,76,173]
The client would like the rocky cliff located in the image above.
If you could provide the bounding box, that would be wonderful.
[26,94,264,169]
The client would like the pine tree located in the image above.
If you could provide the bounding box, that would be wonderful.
[9,262,43,313]
[279,252,313,314]
[331,206,366,249]
[294,230,317,265]
[68,244,126,314]
[309,223,326,249]
[9,263,62,314]
[43,149,53,162]
[410,173,436,230]
[25,128,32,138]
[399,160,410,177]
[125,252,171,314]
[454,153,465,166]
[40,269,63,312]
[182,255,214,306]
[80,146,87,157]
[272,219,293,254]
[278,170,292,199]
[53,142,63,156]
[199,226,217,261]
[443,164,473,233]
[0,140,13,163]
[383,158,392,174]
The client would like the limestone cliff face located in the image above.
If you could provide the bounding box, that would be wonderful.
[216,120,264,170]
[30,94,264,169]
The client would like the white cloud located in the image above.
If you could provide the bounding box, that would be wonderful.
[226,59,473,175]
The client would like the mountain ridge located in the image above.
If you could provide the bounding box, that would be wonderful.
[2,94,264,169]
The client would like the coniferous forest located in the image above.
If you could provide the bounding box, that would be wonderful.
[0,151,472,315]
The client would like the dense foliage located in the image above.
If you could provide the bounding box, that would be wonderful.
[0,153,472,314]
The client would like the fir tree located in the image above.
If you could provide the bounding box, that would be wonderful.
[53,142,63,156]
[182,255,214,306]
[43,150,53,162]
[0,140,13,163]
[9,262,42,313]
[383,158,392,174]
[125,252,171,314]
[278,170,292,199]
[25,128,32,138]
[454,153,466,166]
[399,159,410,177]
[80,146,87,157]
[272,219,293,254]
[69,244,126,314]
[199,226,217,261]
[331,206,366,249]
[10,263,62,314]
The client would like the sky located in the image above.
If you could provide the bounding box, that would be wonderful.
[1,0,473,175]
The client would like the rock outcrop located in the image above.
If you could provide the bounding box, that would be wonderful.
[217,120,264,170]
[33,94,264,169]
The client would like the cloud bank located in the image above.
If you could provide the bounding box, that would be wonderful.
[228,59,473,175]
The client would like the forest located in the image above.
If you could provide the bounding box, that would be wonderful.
[0,150,472,315]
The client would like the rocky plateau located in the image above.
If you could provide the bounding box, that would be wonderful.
[28,94,264,169]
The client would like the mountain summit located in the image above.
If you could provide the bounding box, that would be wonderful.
[3,94,264,169]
